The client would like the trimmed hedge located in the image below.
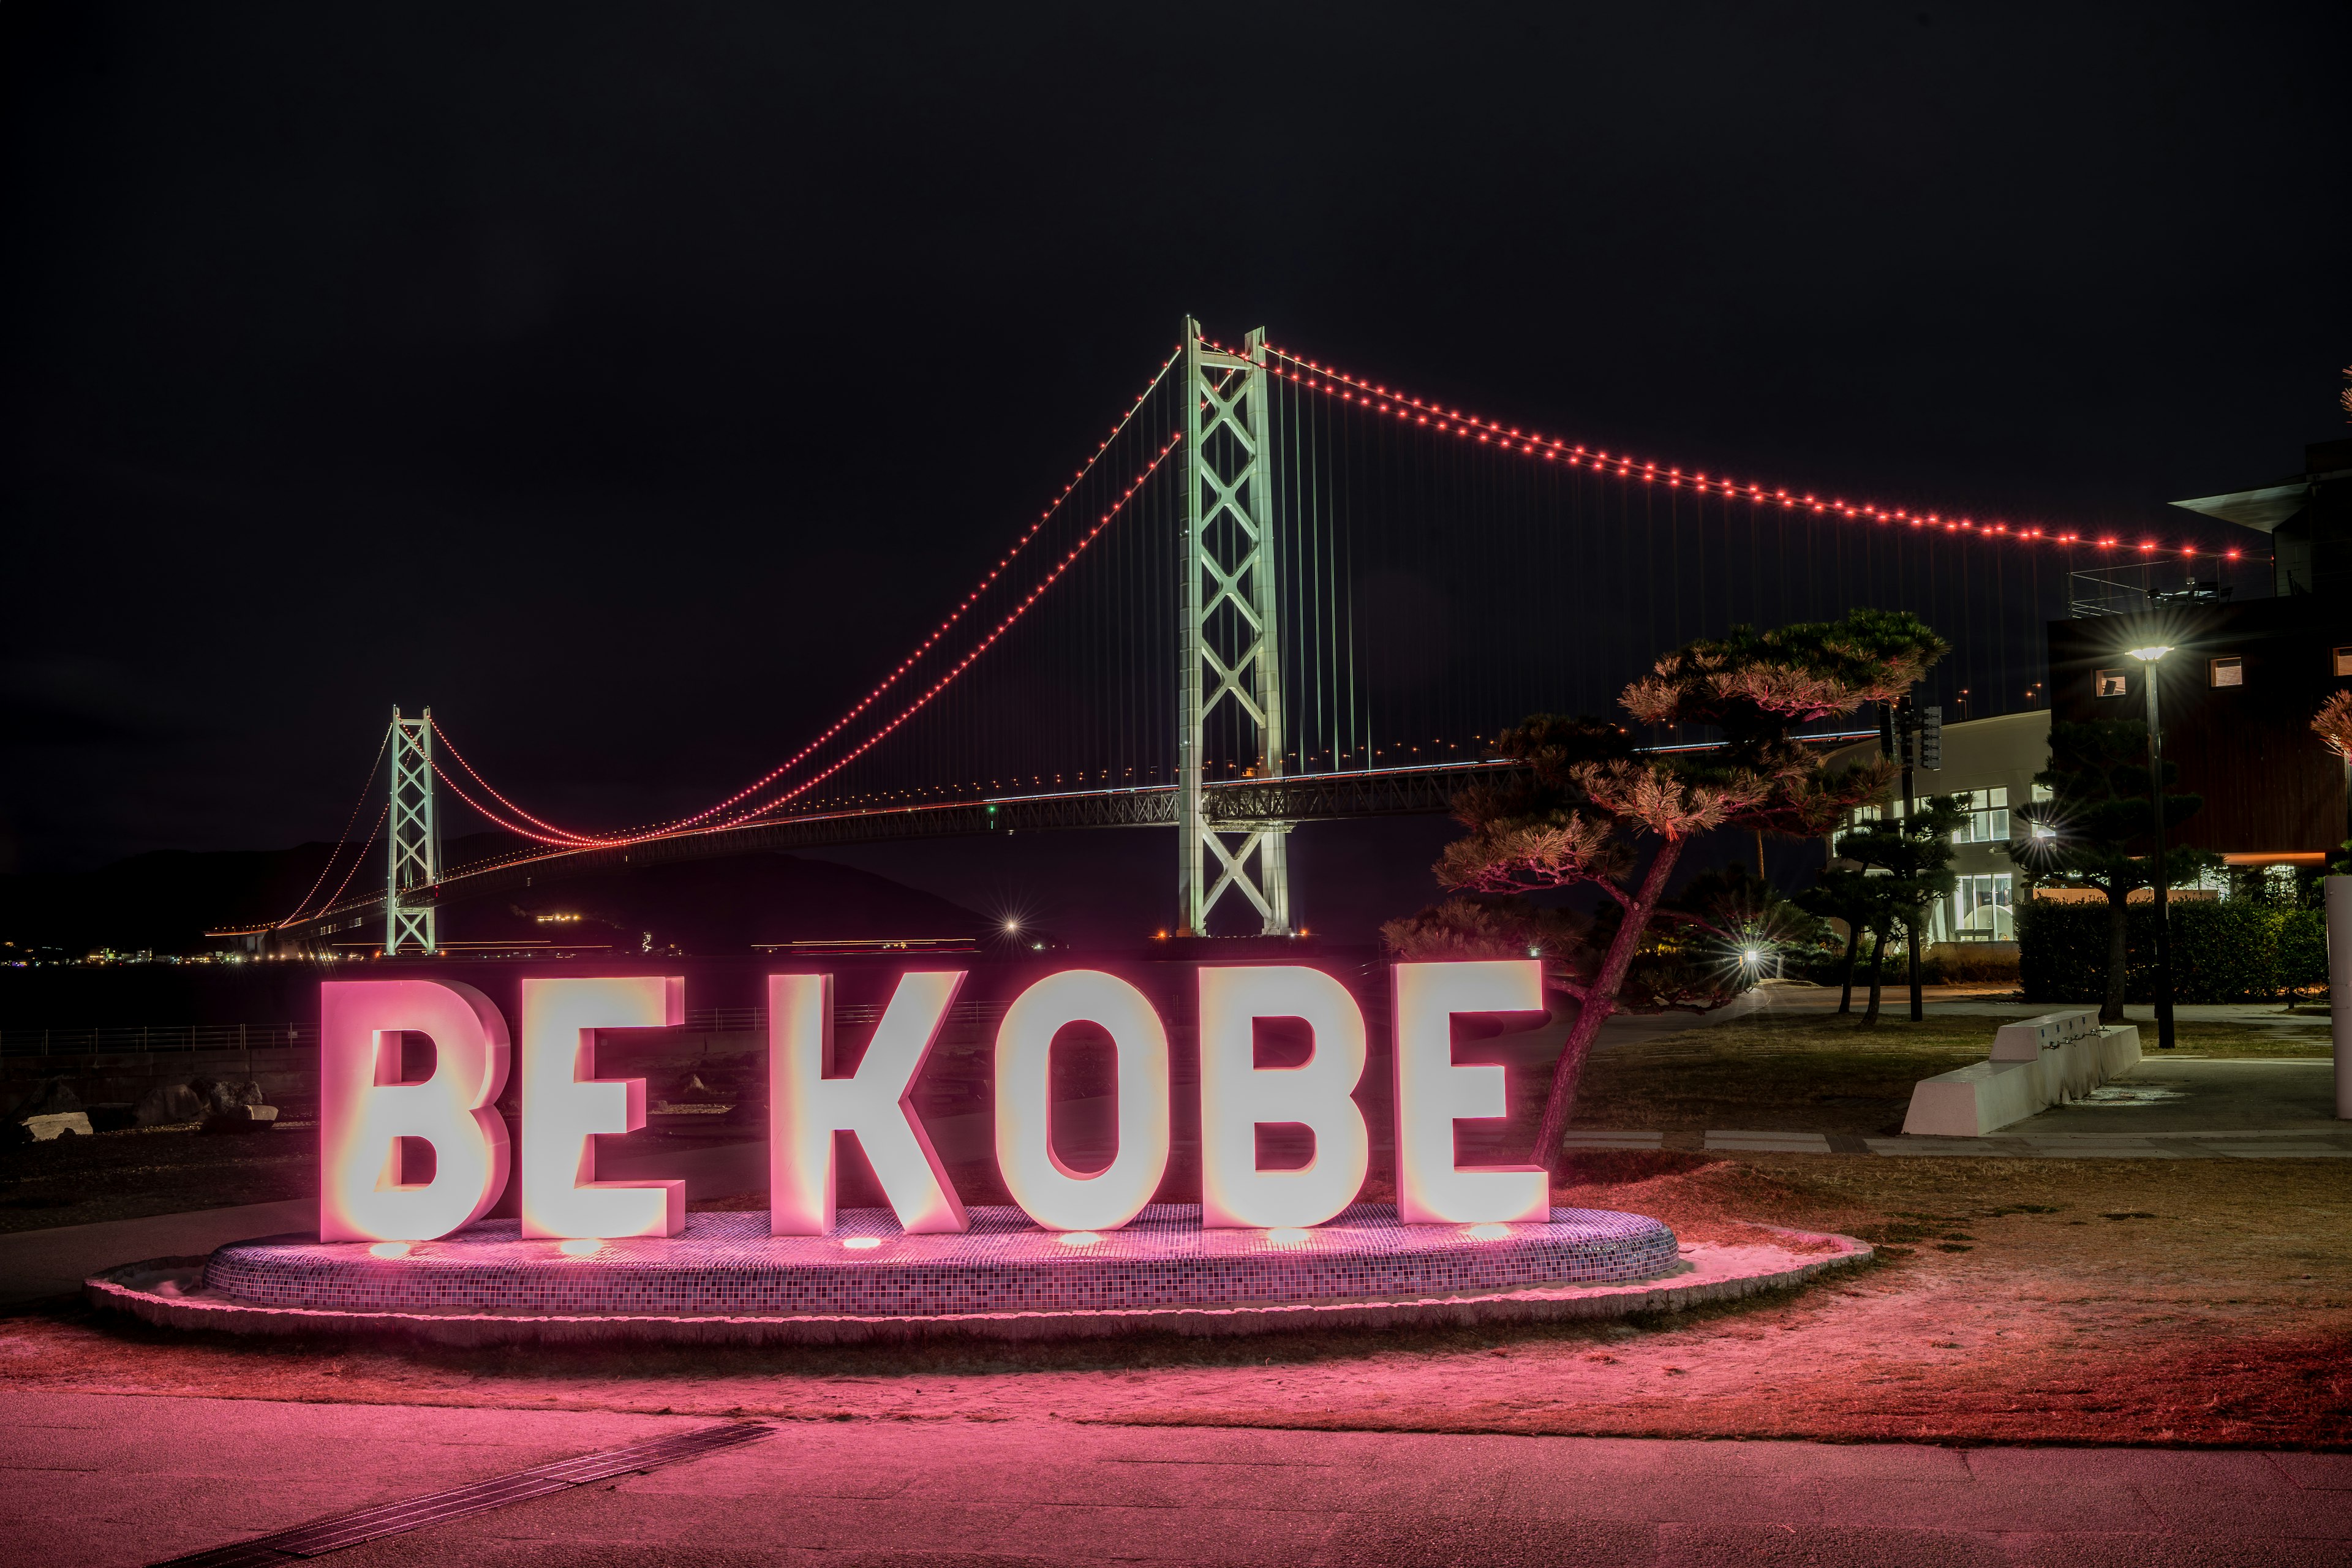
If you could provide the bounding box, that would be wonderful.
[2278,908,2329,998]
[2018,900,2326,1004]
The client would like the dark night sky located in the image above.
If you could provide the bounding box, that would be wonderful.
[4,3,2346,931]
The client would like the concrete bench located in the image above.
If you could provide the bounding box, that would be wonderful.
[1900,1009,2143,1136]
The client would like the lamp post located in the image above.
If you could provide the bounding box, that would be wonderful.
[2125,643,2176,1051]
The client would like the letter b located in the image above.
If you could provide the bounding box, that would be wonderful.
[319,979,511,1243]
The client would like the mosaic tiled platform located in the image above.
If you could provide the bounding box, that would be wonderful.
[200,1204,1679,1318]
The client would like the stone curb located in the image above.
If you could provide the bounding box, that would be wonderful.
[83,1231,1870,1346]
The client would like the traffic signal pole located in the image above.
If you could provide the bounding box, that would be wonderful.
[1900,697,1923,1023]
[1881,695,1942,1025]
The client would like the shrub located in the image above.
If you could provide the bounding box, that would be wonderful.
[2277,908,2330,1000]
[1925,947,2021,984]
[2019,899,2289,1003]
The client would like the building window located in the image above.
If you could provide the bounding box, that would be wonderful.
[1949,787,2010,845]
[2209,656,2243,688]
[2095,668,2130,698]
[2335,647,2352,677]
[1952,873,2015,941]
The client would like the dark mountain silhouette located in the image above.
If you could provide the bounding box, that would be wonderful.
[0,831,990,956]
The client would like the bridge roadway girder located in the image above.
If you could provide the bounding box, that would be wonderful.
[272,761,1519,940]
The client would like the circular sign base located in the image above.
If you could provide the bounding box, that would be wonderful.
[85,1204,1873,1345]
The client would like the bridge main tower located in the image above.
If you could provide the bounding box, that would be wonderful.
[1176,319,1290,936]
[385,706,439,956]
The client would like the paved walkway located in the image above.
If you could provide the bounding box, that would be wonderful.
[1609,984,2343,1033]
[0,1197,312,1308]
[4,1390,2346,1567]
[1567,1126,2352,1158]
[1571,1042,2347,1157]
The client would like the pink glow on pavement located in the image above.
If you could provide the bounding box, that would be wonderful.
[519,976,686,1240]
[318,979,511,1243]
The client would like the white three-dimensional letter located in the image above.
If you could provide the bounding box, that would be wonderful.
[1197,965,1369,1229]
[770,970,968,1235]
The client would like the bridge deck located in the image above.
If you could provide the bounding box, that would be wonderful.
[241,760,1521,940]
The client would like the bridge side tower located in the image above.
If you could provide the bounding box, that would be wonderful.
[385,706,439,956]
[1176,319,1291,936]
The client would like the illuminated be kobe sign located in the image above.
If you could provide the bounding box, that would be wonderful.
[317,960,1548,1243]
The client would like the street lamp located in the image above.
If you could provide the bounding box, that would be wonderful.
[2125,644,2176,1051]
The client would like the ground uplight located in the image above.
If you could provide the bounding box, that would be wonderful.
[843,1236,881,1251]
[1057,1231,1102,1248]
[366,1241,412,1259]
[1267,1227,1310,1245]
[558,1238,603,1256]
[1465,1223,1510,1240]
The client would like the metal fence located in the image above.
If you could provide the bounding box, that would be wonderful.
[1,1022,315,1059]
[680,1003,1009,1033]
[0,1002,1017,1058]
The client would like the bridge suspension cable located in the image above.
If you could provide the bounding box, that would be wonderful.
[1257,341,2246,561]
[272,723,391,927]
[415,349,1190,854]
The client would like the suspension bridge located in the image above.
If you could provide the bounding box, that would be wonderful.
[232,320,2262,954]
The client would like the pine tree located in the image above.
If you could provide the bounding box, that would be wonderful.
[1833,796,1966,1025]
[1423,608,1947,1175]
[2012,720,2213,1022]
[1796,865,1880,1016]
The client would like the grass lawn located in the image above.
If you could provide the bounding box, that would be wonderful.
[8,1150,2345,1447]
[1573,1011,2332,1136]
[0,1122,315,1234]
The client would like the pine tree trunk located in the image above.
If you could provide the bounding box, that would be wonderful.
[2101,884,2130,1023]
[1836,921,1861,1015]
[1529,839,1686,1178]
[1862,925,1889,1025]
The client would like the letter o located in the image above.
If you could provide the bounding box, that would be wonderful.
[993,970,1170,1232]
